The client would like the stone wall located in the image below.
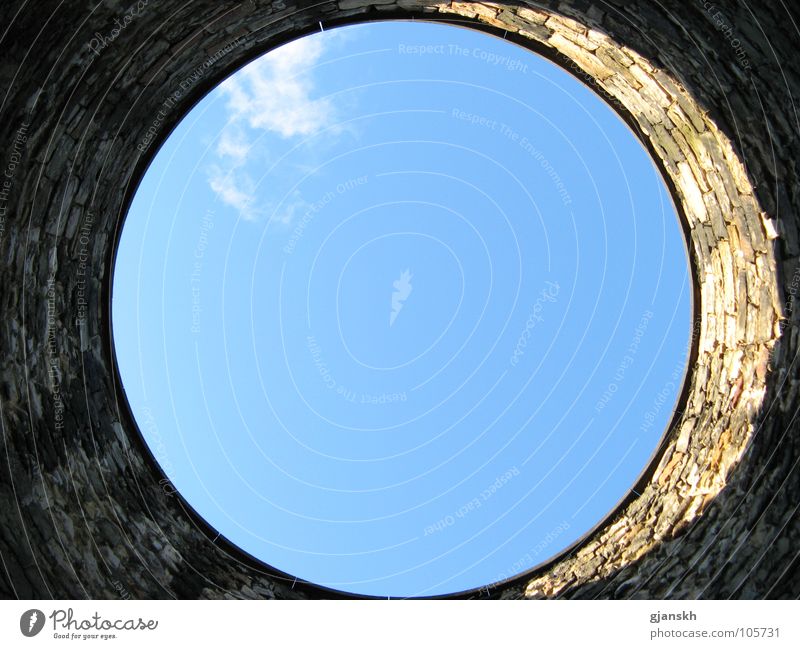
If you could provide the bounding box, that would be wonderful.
[0,0,797,599]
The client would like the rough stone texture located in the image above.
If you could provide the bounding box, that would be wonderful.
[0,0,797,599]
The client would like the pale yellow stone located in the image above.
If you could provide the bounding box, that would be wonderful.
[517,7,549,24]
[762,214,779,239]
[627,64,671,107]
[677,161,708,223]
[451,2,496,18]
[675,420,693,453]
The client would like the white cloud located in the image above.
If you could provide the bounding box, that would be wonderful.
[272,190,312,226]
[216,125,250,165]
[220,37,333,138]
[208,35,334,220]
[208,165,258,221]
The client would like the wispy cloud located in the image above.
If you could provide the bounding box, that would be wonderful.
[215,125,250,165]
[207,165,258,221]
[273,189,312,226]
[222,37,334,138]
[207,36,335,220]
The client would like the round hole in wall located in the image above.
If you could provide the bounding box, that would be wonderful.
[111,19,693,597]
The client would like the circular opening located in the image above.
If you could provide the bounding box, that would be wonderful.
[111,20,693,597]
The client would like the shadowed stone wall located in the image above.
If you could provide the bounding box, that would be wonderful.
[0,0,797,599]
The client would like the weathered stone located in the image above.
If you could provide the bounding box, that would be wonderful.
[0,0,795,602]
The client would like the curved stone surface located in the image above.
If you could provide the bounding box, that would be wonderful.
[0,1,797,599]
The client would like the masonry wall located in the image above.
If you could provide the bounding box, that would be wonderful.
[0,0,797,599]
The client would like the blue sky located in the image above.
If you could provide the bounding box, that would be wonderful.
[113,21,691,597]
